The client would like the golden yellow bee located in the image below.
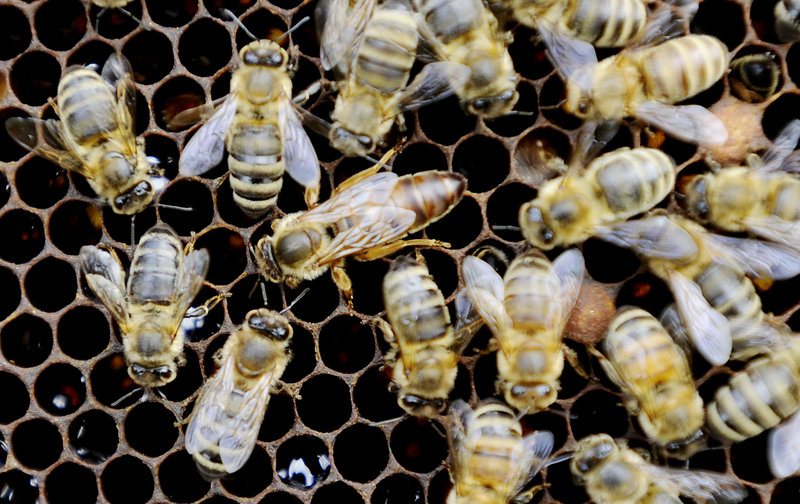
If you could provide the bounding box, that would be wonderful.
[728,52,781,103]
[413,0,520,118]
[5,54,164,215]
[591,307,704,456]
[179,39,320,218]
[79,224,211,387]
[519,145,676,250]
[594,213,800,365]
[446,399,554,504]
[706,340,800,478]
[378,256,479,417]
[776,0,800,42]
[185,308,293,479]
[317,0,469,157]
[572,434,746,504]
[683,119,800,252]
[254,161,466,303]
[540,29,729,146]
[462,249,584,412]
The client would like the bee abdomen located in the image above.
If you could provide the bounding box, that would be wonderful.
[356,9,417,93]
[707,355,800,442]
[694,262,762,320]
[59,70,119,145]
[417,0,481,44]
[227,122,284,217]
[129,226,182,304]
[564,0,647,47]
[468,402,523,485]
[594,148,674,216]
[638,35,728,104]
[389,172,466,232]
[503,253,558,329]
[384,260,451,344]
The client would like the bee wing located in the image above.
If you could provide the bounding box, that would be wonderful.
[740,215,800,254]
[279,96,321,204]
[593,216,698,262]
[79,245,130,328]
[768,408,800,478]
[179,94,238,177]
[5,116,87,175]
[185,353,237,459]
[171,249,211,329]
[535,20,598,80]
[551,249,585,325]
[446,399,476,488]
[644,464,747,504]
[451,288,484,355]
[759,119,800,172]
[506,431,554,498]
[101,54,137,146]
[635,101,728,147]
[703,233,800,281]
[462,256,512,350]
[729,316,797,360]
[667,269,731,366]
[296,171,400,225]
[398,62,471,111]
[320,0,376,71]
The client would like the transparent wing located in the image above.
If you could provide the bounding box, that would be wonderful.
[593,216,699,262]
[506,430,554,498]
[79,245,130,327]
[295,171,400,225]
[451,287,484,355]
[170,248,210,331]
[320,0,375,71]
[769,409,800,478]
[741,215,800,254]
[551,249,585,326]
[5,117,87,175]
[179,95,238,176]
[635,102,728,147]
[646,464,747,504]
[760,119,800,171]
[535,20,598,80]
[398,62,471,111]
[462,256,512,350]
[446,399,476,490]
[101,53,137,147]
[704,233,800,281]
[729,316,798,360]
[279,96,321,205]
[668,270,731,366]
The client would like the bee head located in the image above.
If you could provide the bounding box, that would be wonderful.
[681,174,711,222]
[565,69,595,119]
[240,40,286,68]
[467,88,519,119]
[519,202,557,249]
[330,126,375,158]
[397,393,446,418]
[571,434,617,477]
[247,308,293,341]
[128,362,177,387]
[255,236,284,283]
[504,382,558,412]
[112,180,156,215]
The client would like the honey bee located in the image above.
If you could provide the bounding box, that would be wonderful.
[539,28,729,146]
[593,213,800,365]
[179,38,320,218]
[462,248,585,412]
[185,308,293,479]
[775,0,800,42]
[317,0,469,157]
[79,224,211,387]
[571,434,746,504]
[519,145,676,250]
[5,54,165,215]
[446,399,554,504]
[728,52,781,103]
[683,119,800,252]
[706,341,800,478]
[590,307,704,456]
[413,0,520,118]
[377,256,479,417]
[254,160,466,303]
[508,0,648,48]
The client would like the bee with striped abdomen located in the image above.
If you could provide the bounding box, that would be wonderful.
[591,307,704,457]
[446,399,554,504]
[6,54,164,215]
[462,249,585,412]
[179,36,320,218]
[572,434,746,504]
[80,224,211,387]
[185,308,292,479]
[255,159,466,304]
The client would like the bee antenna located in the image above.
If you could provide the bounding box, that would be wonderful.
[130,213,136,255]
[111,386,144,407]
[158,203,193,212]
[545,452,575,467]
[540,99,566,110]
[280,287,310,314]
[492,224,521,232]
[261,282,268,305]
[508,110,536,116]
[368,416,404,427]
[274,16,311,43]
[221,8,259,41]
[118,7,149,31]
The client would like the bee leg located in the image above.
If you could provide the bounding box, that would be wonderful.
[564,346,589,380]
[330,262,354,307]
[272,379,300,398]
[94,7,107,32]
[586,344,613,382]
[184,292,230,319]
[355,239,451,262]
[304,185,320,209]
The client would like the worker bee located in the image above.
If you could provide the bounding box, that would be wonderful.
[590,307,704,456]
[446,399,554,504]
[413,0,520,118]
[254,161,466,303]
[571,434,747,504]
[508,0,648,48]
[728,52,781,103]
[462,248,585,412]
[706,341,800,478]
[185,308,293,479]
[5,54,165,215]
[317,0,469,157]
[683,119,800,252]
[179,38,320,218]
[377,256,479,417]
[593,213,800,365]
[776,0,800,42]
[519,144,676,250]
[539,28,729,146]
[79,224,210,387]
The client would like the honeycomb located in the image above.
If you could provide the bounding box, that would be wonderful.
[2,0,800,503]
